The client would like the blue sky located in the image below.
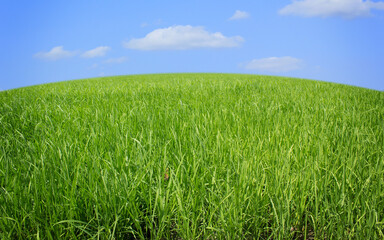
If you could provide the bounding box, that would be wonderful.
[1,0,384,91]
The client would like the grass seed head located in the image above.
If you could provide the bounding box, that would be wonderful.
[164,168,169,181]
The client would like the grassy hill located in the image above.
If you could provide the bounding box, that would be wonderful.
[1,73,383,239]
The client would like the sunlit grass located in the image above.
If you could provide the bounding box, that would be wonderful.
[1,73,383,239]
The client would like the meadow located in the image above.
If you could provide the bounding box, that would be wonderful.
[0,73,383,239]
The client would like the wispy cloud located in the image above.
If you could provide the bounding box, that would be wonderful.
[89,57,127,70]
[104,57,127,64]
[34,46,77,61]
[244,57,303,72]
[279,0,384,18]
[229,10,250,20]
[81,46,111,58]
[89,63,99,69]
[140,19,164,28]
[123,25,243,50]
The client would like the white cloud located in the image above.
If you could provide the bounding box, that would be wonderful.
[34,46,76,61]
[123,25,243,50]
[104,57,127,64]
[279,0,384,18]
[81,46,111,58]
[244,57,302,72]
[229,10,250,20]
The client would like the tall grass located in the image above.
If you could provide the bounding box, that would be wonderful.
[1,73,383,239]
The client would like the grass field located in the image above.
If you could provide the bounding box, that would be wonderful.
[0,73,383,239]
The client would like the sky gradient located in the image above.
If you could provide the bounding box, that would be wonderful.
[1,0,384,91]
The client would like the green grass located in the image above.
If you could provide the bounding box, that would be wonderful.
[0,73,383,239]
